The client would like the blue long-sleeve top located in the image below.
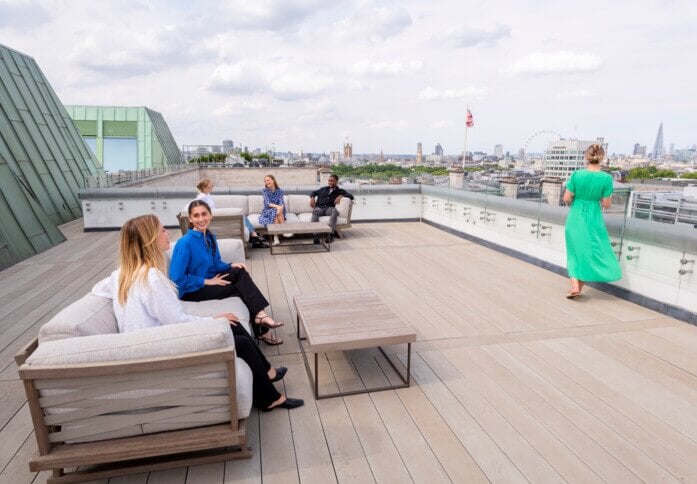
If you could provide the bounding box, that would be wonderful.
[169,229,231,298]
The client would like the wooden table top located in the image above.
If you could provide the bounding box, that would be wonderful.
[266,222,332,235]
[293,290,417,352]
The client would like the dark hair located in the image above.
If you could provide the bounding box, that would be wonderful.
[329,174,339,181]
[188,199,211,216]
[585,144,605,164]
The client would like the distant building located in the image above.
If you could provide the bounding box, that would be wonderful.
[652,122,664,159]
[416,142,423,164]
[66,105,181,171]
[543,137,608,181]
[343,140,353,161]
[330,151,340,164]
[380,150,385,163]
[222,139,234,152]
[435,143,443,156]
[494,144,504,158]
[669,143,675,156]
[675,149,696,162]
[633,143,647,156]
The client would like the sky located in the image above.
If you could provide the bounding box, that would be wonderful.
[1,0,696,155]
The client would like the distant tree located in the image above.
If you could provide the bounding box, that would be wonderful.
[680,172,697,179]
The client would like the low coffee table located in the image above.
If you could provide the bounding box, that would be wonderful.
[266,222,332,255]
[293,290,416,399]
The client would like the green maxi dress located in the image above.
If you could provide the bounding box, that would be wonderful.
[564,169,622,282]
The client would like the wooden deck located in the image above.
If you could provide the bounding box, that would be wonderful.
[1,221,696,483]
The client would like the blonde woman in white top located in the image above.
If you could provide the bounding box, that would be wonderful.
[99,214,302,411]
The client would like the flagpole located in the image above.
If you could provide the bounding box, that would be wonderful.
[462,105,469,169]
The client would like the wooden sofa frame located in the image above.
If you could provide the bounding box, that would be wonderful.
[15,337,250,484]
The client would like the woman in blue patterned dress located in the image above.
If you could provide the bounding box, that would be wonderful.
[258,175,289,245]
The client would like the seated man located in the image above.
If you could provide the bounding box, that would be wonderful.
[309,174,354,243]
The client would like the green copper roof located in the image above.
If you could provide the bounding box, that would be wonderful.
[0,43,102,269]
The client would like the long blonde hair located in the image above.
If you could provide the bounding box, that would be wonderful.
[117,215,168,305]
[265,174,279,190]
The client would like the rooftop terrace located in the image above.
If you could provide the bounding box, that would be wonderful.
[1,220,696,483]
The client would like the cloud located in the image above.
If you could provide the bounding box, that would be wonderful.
[331,6,412,42]
[350,60,423,76]
[505,51,602,75]
[212,100,266,116]
[430,120,455,128]
[68,25,215,77]
[220,0,335,31]
[369,120,408,129]
[418,86,485,100]
[556,89,594,99]
[0,0,50,28]
[206,59,334,100]
[439,24,511,48]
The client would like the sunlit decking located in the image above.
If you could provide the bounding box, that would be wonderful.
[1,221,696,483]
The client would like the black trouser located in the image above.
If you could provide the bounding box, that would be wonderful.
[229,323,282,408]
[182,268,269,338]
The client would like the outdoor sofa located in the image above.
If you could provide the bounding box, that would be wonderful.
[15,239,253,483]
[178,194,354,241]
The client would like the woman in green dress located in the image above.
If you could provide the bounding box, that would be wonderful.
[562,143,622,298]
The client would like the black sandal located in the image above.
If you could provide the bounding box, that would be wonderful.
[256,333,284,346]
[255,314,285,329]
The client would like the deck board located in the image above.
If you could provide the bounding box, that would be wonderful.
[1,221,695,483]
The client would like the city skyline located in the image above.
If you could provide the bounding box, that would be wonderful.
[1,0,695,154]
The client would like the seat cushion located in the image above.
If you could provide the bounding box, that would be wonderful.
[336,197,352,218]
[39,293,118,343]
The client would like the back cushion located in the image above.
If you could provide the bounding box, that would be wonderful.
[39,294,118,343]
[287,194,312,214]
[213,195,248,213]
[247,195,264,214]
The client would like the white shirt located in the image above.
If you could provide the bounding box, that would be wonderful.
[92,268,214,333]
[195,192,216,212]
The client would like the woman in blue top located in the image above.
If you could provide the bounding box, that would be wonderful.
[170,200,284,345]
[258,175,289,246]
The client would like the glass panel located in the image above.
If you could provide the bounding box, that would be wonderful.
[82,136,97,156]
[103,137,137,172]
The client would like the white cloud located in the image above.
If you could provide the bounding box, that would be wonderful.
[439,24,511,48]
[331,6,412,42]
[556,89,594,99]
[68,25,214,76]
[0,0,49,28]
[418,86,486,101]
[505,51,603,75]
[206,59,334,100]
[350,60,423,76]
[431,121,455,129]
[212,100,266,116]
[219,0,335,31]
[369,120,408,130]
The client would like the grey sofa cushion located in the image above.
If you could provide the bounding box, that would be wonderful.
[39,293,118,343]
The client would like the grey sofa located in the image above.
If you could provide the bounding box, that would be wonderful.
[15,239,253,483]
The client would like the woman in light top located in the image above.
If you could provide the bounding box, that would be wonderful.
[258,175,291,246]
[195,179,268,249]
[563,144,622,298]
[98,214,302,411]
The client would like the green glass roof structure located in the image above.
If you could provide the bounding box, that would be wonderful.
[0,43,103,270]
[65,105,182,171]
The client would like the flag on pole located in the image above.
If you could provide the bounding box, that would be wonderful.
[466,108,474,128]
